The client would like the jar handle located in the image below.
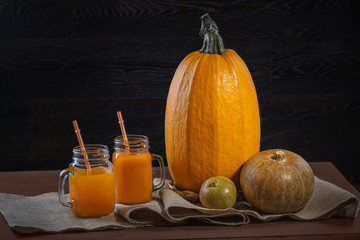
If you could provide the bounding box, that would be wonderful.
[152,154,166,191]
[58,167,73,208]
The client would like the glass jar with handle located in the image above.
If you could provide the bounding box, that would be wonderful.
[113,135,165,204]
[58,144,115,218]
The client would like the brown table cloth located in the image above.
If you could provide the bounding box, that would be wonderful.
[0,177,359,233]
[0,162,360,239]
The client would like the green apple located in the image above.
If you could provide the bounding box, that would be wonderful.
[199,176,237,209]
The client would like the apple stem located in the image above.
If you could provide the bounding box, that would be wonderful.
[208,180,218,188]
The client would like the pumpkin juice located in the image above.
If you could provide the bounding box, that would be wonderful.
[69,167,115,218]
[112,151,153,204]
[165,13,261,192]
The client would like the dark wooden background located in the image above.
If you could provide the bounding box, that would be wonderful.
[0,0,359,187]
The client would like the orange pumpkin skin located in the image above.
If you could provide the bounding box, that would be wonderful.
[165,46,260,192]
[240,149,315,213]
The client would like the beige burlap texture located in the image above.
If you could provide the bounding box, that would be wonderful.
[0,177,359,234]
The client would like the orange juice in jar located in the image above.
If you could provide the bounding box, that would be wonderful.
[58,144,115,218]
[113,135,165,204]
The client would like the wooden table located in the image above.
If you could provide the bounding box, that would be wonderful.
[0,162,359,239]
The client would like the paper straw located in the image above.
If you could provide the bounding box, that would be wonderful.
[117,111,130,154]
[72,120,91,174]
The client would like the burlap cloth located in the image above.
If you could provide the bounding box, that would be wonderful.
[0,177,359,234]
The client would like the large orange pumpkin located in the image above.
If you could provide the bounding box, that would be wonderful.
[165,13,260,192]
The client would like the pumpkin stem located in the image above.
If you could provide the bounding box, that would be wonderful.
[274,151,287,162]
[199,13,225,55]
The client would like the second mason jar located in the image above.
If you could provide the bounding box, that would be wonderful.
[113,135,165,204]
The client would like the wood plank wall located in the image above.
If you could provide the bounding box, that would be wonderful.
[0,0,359,187]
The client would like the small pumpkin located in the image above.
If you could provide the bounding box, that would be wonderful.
[165,13,260,192]
[240,149,315,213]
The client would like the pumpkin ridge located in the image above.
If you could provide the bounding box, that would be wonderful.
[225,50,254,85]
[186,53,214,190]
[280,164,288,211]
[247,159,264,182]
[221,50,239,86]
[215,53,240,178]
[288,162,307,207]
[213,54,222,178]
[185,53,207,190]
[213,53,245,181]
[220,52,243,150]
[165,51,202,190]
[250,161,273,211]
[225,50,259,106]
[223,51,260,166]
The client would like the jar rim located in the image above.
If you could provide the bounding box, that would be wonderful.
[73,144,110,162]
[114,134,148,143]
[114,134,149,153]
[73,144,109,153]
